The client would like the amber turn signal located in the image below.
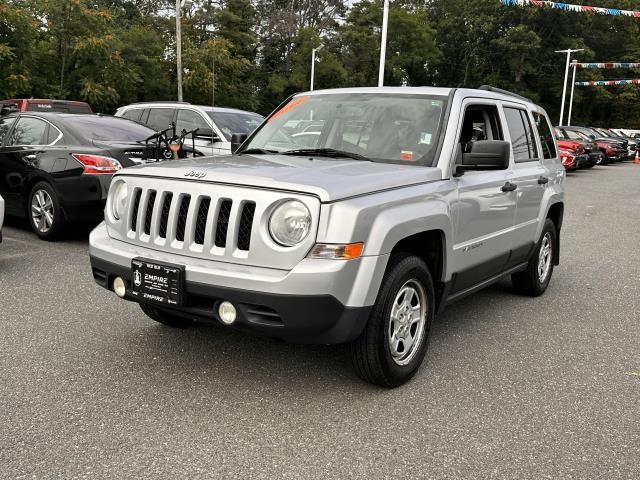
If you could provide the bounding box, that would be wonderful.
[309,242,364,260]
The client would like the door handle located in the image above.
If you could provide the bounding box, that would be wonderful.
[25,154,37,161]
[501,181,518,192]
[538,176,549,185]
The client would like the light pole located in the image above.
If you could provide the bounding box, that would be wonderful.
[567,59,578,126]
[175,0,192,102]
[555,48,583,125]
[378,0,390,87]
[310,45,323,91]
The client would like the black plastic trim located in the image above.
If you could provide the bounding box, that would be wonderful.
[90,255,371,345]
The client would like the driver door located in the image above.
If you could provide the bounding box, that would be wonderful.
[450,101,517,294]
[176,109,223,157]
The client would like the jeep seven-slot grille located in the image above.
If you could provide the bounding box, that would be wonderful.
[128,191,256,253]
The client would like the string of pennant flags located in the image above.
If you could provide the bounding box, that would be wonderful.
[575,79,640,86]
[500,0,640,18]
[574,62,640,68]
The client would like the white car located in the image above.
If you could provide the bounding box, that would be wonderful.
[0,194,4,244]
[115,102,264,157]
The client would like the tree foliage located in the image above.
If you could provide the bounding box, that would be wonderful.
[1,0,640,126]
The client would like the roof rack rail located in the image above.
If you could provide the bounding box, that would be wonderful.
[478,85,533,103]
[128,101,191,105]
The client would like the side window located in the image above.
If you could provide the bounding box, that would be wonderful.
[458,104,504,156]
[176,109,211,133]
[533,112,557,159]
[146,108,175,131]
[9,117,48,146]
[503,107,538,163]
[0,117,16,145]
[121,109,143,122]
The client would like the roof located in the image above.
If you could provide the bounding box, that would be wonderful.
[119,102,260,115]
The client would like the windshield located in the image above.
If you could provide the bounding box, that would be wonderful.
[66,116,155,142]
[244,93,448,165]
[207,111,264,140]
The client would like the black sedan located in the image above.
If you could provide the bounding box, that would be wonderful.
[0,112,163,239]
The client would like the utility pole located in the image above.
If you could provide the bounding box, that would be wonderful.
[310,45,323,91]
[555,48,583,125]
[378,0,389,87]
[176,0,183,102]
[211,56,216,107]
[567,60,578,126]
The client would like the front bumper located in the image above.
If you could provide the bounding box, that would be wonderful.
[89,223,386,344]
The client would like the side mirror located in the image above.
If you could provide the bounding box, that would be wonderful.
[456,140,510,175]
[193,127,219,142]
[231,133,249,153]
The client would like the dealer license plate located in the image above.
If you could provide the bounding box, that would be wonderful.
[131,258,184,306]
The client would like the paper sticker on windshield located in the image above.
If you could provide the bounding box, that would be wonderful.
[400,151,414,161]
[419,132,432,145]
[269,96,310,122]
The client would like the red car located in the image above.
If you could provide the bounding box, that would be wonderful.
[0,98,92,115]
[559,148,578,171]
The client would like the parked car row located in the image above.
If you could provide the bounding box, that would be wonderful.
[554,125,638,168]
[0,99,265,238]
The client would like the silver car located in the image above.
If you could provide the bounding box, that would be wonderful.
[91,87,565,387]
[115,102,264,157]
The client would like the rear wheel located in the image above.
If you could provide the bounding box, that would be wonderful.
[511,218,556,297]
[350,254,435,388]
[28,181,64,240]
[139,303,195,328]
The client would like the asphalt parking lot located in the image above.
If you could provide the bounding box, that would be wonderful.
[1,162,639,479]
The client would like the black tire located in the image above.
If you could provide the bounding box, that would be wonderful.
[350,254,435,388]
[27,181,65,240]
[139,303,195,328]
[511,218,557,297]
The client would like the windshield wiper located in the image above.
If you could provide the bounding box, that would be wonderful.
[280,148,372,162]
[241,148,280,155]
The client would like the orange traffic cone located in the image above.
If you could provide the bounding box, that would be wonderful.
[634,152,640,165]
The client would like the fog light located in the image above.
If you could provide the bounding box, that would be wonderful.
[218,301,237,325]
[113,277,126,298]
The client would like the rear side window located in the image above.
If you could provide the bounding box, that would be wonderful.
[504,107,538,163]
[9,117,48,145]
[533,113,557,159]
[146,108,175,131]
[121,109,143,122]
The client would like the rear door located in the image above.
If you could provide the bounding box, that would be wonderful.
[502,104,548,261]
[451,100,517,293]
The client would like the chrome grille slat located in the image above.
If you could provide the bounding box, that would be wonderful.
[225,201,242,251]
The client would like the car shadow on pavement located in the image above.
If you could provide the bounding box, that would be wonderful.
[103,279,521,395]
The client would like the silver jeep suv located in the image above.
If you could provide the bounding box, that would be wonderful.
[90,87,564,387]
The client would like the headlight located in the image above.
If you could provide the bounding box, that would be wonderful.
[269,200,311,246]
[110,180,128,221]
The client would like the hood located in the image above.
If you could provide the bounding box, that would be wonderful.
[556,139,583,151]
[114,154,444,202]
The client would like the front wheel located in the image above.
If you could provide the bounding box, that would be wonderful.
[511,218,557,297]
[350,254,435,388]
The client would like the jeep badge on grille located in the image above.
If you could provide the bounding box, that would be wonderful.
[184,170,207,179]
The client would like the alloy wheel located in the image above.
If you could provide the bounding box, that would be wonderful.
[538,233,553,283]
[388,279,427,366]
[31,189,54,234]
